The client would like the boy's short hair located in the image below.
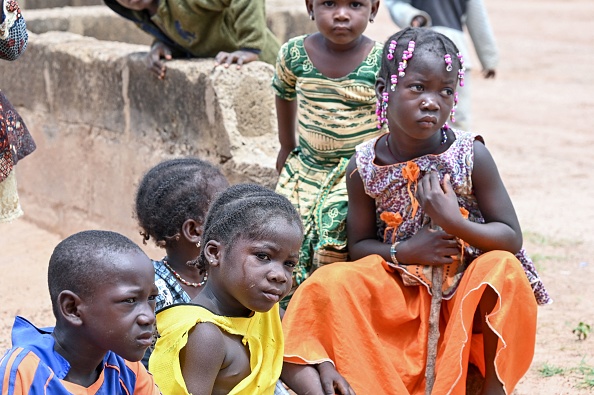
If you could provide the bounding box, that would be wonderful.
[47,230,146,317]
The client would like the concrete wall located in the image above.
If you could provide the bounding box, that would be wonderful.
[0,32,283,239]
[4,2,314,239]
[22,6,154,46]
[21,0,102,8]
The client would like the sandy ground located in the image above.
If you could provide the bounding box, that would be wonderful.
[1,0,593,393]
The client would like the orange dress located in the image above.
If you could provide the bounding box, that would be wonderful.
[283,252,537,394]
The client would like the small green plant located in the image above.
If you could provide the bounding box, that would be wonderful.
[539,358,594,388]
[574,359,594,388]
[573,322,592,340]
[538,363,565,377]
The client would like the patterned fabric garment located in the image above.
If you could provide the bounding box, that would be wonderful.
[0,1,32,223]
[355,129,552,305]
[0,0,28,59]
[153,259,192,312]
[0,91,35,183]
[0,316,162,395]
[0,170,21,221]
[272,35,384,306]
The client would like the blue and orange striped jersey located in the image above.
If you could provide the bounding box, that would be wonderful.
[0,316,161,395]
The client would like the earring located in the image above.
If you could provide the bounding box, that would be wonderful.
[196,240,201,248]
[309,13,314,21]
[450,92,459,123]
[209,258,214,264]
[369,18,374,23]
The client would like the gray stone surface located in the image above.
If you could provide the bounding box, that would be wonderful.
[6,1,314,236]
[0,31,282,237]
[23,6,154,45]
[21,0,103,9]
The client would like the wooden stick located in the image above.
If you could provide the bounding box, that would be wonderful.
[425,265,443,395]
[425,221,444,395]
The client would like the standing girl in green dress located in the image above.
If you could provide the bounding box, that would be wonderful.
[272,0,383,306]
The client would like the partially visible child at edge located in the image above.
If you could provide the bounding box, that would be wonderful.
[0,230,161,394]
[148,184,304,395]
[272,0,383,307]
[134,157,228,368]
[1,0,36,223]
[103,0,280,79]
[280,28,551,395]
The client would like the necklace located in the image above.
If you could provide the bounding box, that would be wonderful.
[163,259,207,287]
[385,128,448,160]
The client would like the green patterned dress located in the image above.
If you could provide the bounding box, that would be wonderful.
[272,35,383,305]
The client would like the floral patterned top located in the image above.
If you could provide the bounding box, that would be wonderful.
[355,129,551,305]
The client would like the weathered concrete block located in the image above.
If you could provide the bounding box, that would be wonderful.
[1,31,281,236]
[0,33,47,112]
[23,6,153,45]
[30,32,145,132]
[21,0,103,9]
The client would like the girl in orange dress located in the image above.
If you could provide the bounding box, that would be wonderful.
[281,27,550,395]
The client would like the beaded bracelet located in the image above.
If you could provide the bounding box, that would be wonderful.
[390,241,400,264]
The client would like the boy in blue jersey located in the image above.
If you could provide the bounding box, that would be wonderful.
[0,230,162,394]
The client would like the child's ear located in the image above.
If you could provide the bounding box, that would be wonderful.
[181,219,202,245]
[203,240,222,267]
[57,290,84,326]
[370,0,380,21]
[375,77,386,100]
[305,0,313,17]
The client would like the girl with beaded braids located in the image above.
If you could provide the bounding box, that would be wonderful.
[149,184,304,395]
[280,27,550,395]
[134,157,228,367]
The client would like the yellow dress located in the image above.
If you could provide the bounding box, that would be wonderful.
[149,304,283,395]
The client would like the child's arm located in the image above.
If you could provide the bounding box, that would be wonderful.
[180,322,226,395]
[417,140,523,253]
[281,361,355,395]
[275,96,297,173]
[346,157,459,265]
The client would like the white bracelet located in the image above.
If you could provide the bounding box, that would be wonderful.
[390,242,400,264]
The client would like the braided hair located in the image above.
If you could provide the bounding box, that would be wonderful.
[375,28,466,127]
[134,158,229,247]
[379,27,464,89]
[195,184,303,272]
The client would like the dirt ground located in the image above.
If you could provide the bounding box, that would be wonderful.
[1,0,593,393]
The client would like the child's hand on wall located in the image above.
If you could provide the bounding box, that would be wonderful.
[146,40,172,80]
[215,50,258,69]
